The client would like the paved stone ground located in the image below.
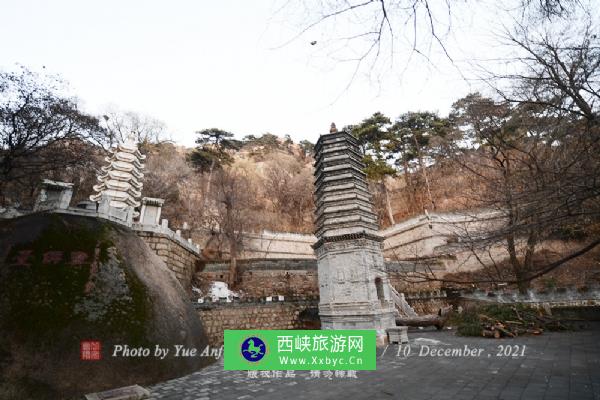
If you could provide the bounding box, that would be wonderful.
[147,327,600,400]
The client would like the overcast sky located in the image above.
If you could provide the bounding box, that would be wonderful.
[1,0,512,146]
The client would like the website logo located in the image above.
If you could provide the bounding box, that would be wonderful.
[241,336,266,362]
[225,330,376,370]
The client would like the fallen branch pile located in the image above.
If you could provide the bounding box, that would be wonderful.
[479,307,567,338]
[455,304,571,338]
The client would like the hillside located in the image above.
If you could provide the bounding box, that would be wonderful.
[138,139,470,239]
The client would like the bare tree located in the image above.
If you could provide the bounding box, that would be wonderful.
[0,66,107,205]
[209,167,258,288]
[397,91,600,293]
[263,153,314,231]
[494,21,599,123]
[388,10,600,293]
[142,142,206,229]
[102,106,171,149]
[277,0,580,86]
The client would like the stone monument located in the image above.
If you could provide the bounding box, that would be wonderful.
[90,134,145,217]
[313,123,396,341]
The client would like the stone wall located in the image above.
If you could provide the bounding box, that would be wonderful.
[199,259,319,299]
[380,210,564,276]
[196,300,320,345]
[208,211,497,264]
[202,210,506,275]
[137,230,200,290]
[381,210,504,272]
[198,258,454,300]
[406,297,452,314]
[240,231,316,259]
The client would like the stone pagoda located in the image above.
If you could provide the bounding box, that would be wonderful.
[90,135,146,215]
[313,123,396,339]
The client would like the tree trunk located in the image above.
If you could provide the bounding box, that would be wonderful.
[514,268,530,294]
[228,239,238,288]
[507,233,529,294]
[202,158,216,208]
[523,230,538,272]
[414,135,435,212]
[402,158,416,214]
[381,179,395,225]
[228,255,237,288]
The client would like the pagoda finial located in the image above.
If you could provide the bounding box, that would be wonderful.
[330,122,338,134]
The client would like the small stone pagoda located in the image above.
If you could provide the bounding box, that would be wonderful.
[90,135,145,215]
[313,123,396,338]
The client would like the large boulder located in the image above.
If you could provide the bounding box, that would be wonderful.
[0,213,211,399]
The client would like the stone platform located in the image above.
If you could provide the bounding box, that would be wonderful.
[146,327,600,399]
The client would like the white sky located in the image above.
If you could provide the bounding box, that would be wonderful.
[1,0,518,146]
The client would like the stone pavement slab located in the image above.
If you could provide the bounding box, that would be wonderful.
[147,329,600,400]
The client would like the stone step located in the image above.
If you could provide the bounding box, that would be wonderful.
[84,384,150,400]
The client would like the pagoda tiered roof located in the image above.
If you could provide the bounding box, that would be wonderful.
[90,136,145,210]
[313,130,381,242]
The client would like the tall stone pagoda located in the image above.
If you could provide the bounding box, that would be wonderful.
[90,135,146,214]
[313,123,396,337]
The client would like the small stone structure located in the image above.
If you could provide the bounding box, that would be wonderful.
[312,126,396,337]
[33,179,73,211]
[139,197,164,225]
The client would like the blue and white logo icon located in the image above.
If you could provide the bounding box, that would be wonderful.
[241,336,266,362]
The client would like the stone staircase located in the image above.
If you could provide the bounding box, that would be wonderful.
[389,285,418,317]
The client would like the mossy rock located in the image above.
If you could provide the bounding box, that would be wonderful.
[0,213,211,399]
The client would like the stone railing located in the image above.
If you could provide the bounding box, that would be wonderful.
[460,286,600,306]
[132,220,200,255]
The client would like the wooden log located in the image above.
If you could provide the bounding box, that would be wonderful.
[482,330,495,338]
[395,314,447,329]
[512,306,524,321]
[478,314,494,321]
[526,329,542,335]
[495,326,515,338]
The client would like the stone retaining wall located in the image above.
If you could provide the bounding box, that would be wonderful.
[137,230,200,289]
[198,258,450,300]
[199,259,319,299]
[195,300,320,345]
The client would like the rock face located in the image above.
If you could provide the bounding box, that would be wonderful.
[0,213,210,399]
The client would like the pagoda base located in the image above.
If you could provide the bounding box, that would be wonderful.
[319,302,396,345]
